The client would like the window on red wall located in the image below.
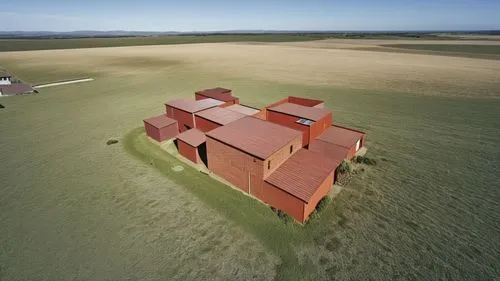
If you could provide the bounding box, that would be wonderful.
[268,161,271,170]
[290,145,293,154]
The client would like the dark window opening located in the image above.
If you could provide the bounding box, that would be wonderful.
[268,161,271,170]
[290,145,293,154]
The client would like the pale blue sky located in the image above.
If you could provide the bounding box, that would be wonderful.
[1,0,499,31]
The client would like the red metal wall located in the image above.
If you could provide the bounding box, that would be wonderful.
[263,135,302,178]
[266,111,310,146]
[262,181,306,222]
[194,116,221,132]
[288,96,323,108]
[263,170,333,223]
[206,137,264,196]
[178,140,200,163]
[160,122,179,141]
[303,171,334,220]
[265,98,289,109]
[309,113,332,144]
[345,136,364,160]
[144,122,179,142]
[144,122,161,142]
[195,94,239,107]
[220,99,239,107]
[206,134,301,201]
[253,110,266,120]
[166,105,195,132]
[194,93,206,101]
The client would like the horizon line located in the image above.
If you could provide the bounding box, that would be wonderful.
[1,29,500,33]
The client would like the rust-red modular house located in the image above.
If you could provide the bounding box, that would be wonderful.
[147,91,368,223]
[206,117,336,223]
[266,103,332,147]
[143,114,179,142]
[176,128,207,164]
[194,106,246,132]
[166,98,224,132]
[310,125,365,160]
[195,87,239,107]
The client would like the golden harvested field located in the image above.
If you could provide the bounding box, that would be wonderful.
[1,39,499,281]
[5,41,500,98]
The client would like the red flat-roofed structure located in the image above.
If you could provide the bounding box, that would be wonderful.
[176,129,207,164]
[143,114,179,142]
[267,103,332,147]
[194,107,246,132]
[268,103,330,121]
[264,149,338,223]
[206,117,302,198]
[207,117,302,160]
[166,98,224,132]
[195,87,239,107]
[316,125,365,160]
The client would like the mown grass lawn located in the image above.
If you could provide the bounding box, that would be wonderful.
[382,44,500,54]
[0,34,327,52]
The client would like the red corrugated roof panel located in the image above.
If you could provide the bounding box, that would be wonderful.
[317,125,365,148]
[309,140,349,162]
[166,98,224,113]
[207,117,301,159]
[225,104,260,116]
[265,149,339,203]
[176,128,206,147]
[143,114,177,128]
[267,103,330,121]
[195,87,237,102]
[195,107,246,125]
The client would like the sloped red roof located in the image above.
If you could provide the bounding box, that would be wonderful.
[0,83,34,96]
[195,107,246,125]
[177,128,206,147]
[309,140,349,162]
[207,117,301,159]
[195,87,237,102]
[166,98,224,113]
[317,125,365,148]
[143,114,177,128]
[267,103,330,121]
[225,104,260,116]
[265,149,339,203]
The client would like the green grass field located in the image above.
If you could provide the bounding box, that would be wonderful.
[383,44,500,54]
[0,34,326,52]
[378,44,500,60]
[0,41,499,280]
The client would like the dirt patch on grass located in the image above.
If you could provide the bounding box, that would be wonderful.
[105,56,181,69]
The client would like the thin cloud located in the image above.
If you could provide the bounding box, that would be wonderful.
[0,11,84,21]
